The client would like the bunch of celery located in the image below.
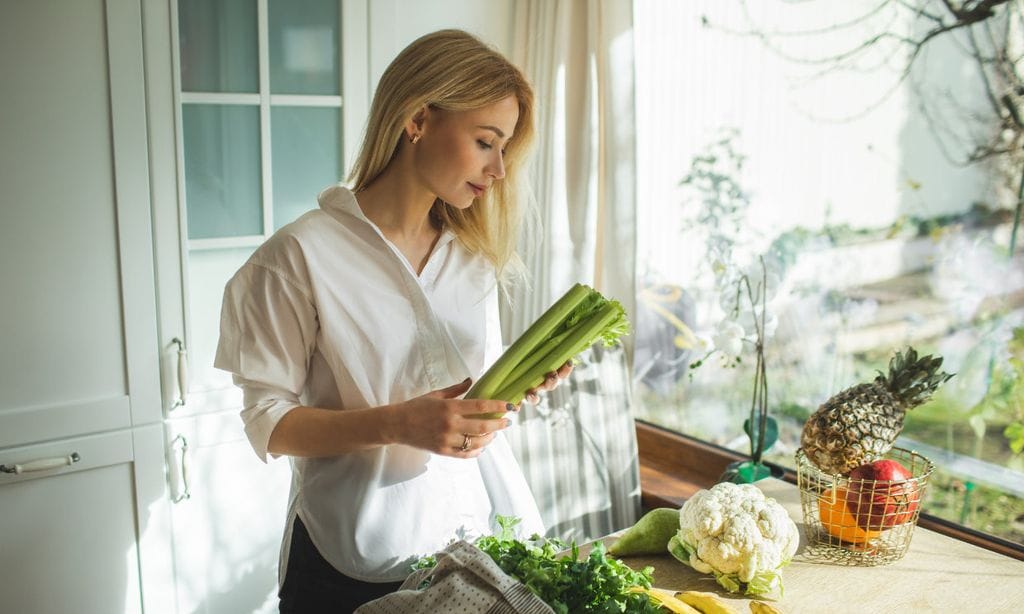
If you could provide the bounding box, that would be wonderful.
[467,283,630,406]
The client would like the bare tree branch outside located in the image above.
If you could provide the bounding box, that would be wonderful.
[714,0,1022,233]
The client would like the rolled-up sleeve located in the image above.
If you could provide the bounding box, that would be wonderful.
[214,261,318,462]
[234,378,301,462]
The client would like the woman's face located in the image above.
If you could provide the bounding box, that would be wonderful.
[412,95,519,208]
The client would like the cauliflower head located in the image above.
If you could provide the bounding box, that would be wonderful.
[668,482,798,597]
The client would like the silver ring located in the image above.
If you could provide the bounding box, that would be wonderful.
[459,433,472,452]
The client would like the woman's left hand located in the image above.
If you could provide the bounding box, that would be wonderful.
[523,360,573,405]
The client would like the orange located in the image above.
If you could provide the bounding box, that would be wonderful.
[818,487,883,544]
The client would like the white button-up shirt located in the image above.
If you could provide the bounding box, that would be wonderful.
[215,185,544,582]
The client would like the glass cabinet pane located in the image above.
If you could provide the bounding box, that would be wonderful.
[179,0,258,93]
[183,104,263,239]
[268,0,339,95]
[271,107,342,228]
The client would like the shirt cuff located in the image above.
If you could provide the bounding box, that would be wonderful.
[236,377,301,463]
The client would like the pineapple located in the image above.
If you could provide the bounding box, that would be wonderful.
[801,347,953,474]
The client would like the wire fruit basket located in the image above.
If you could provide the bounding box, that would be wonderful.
[796,446,933,565]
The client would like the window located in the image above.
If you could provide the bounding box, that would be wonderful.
[174,0,346,409]
[177,0,343,244]
[633,1,1024,546]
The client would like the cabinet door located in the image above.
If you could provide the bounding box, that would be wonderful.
[0,431,148,614]
[0,0,160,446]
[164,411,292,614]
[153,0,368,421]
[142,2,368,610]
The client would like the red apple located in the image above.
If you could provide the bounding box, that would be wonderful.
[844,459,921,531]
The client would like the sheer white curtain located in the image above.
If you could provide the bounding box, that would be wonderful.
[501,0,641,543]
[504,0,637,347]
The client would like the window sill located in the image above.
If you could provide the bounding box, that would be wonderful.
[635,420,1024,562]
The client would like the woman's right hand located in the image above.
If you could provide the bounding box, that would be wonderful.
[388,378,516,458]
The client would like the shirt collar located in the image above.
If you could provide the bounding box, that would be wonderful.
[318,184,456,249]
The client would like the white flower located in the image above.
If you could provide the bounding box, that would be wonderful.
[736,308,778,340]
[713,320,746,358]
[742,263,780,305]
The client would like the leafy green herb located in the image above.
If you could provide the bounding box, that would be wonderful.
[415,516,659,613]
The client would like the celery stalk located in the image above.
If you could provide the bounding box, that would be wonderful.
[497,327,574,390]
[492,301,626,405]
[466,283,591,400]
[494,303,609,398]
[492,305,619,404]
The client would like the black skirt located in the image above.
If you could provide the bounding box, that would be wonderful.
[279,517,404,614]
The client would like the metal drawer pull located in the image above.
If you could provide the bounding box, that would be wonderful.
[1,452,81,475]
[171,337,188,409]
[170,435,191,503]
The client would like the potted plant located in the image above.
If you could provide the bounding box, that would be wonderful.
[714,256,786,484]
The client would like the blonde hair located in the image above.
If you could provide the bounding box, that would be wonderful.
[348,29,535,282]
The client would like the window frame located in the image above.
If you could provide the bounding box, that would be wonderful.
[170,0,366,251]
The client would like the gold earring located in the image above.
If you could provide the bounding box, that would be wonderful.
[410,133,421,144]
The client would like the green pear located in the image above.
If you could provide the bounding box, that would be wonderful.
[608,507,680,556]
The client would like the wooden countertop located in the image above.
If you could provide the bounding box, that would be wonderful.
[587,479,1024,613]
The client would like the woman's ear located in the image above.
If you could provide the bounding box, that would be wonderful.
[405,105,430,140]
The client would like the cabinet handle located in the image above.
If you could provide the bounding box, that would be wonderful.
[170,435,191,503]
[1,452,81,475]
[171,337,188,410]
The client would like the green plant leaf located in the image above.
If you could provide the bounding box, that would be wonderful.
[667,534,693,564]
[1004,422,1024,454]
[714,572,741,594]
[744,415,779,452]
[720,460,778,484]
[745,570,783,598]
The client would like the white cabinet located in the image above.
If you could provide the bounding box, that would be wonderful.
[0,427,172,614]
[164,412,292,614]
[0,0,165,611]
[143,1,369,611]
[0,0,159,446]
[0,435,142,614]
[0,0,368,610]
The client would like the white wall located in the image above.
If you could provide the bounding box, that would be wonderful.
[367,0,515,97]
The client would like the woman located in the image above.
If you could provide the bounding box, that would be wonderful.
[214,29,569,612]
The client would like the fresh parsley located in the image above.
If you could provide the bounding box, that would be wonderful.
[414,516,660,613]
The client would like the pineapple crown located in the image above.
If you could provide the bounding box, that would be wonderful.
[874,346,954,409]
